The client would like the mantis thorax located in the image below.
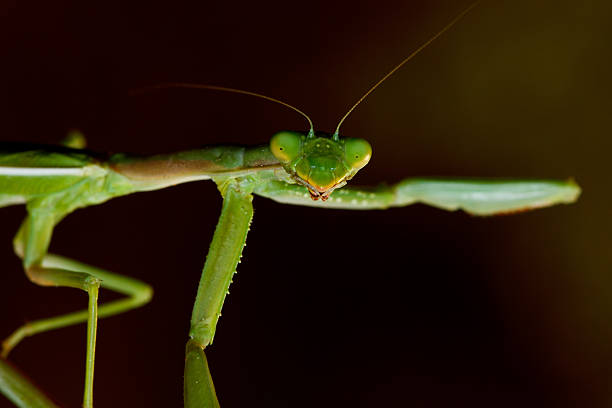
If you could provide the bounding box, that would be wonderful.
[270,131,371,201]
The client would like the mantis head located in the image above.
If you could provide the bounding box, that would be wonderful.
[270,131,371,201]
[267,1,478,202]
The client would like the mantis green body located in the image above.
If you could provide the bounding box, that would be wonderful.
[0,4,582,407]
[0,133,580,408]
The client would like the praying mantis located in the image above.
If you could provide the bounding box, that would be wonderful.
[0,3,582,408]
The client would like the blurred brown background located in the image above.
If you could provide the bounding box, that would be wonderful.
[1,0,610,407]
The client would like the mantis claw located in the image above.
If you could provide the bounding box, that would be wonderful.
[184,339,220,408]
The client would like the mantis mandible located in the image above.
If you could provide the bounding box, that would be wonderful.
[0,3,581,407]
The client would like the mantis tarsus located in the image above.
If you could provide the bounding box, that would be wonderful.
[0,3,581,408]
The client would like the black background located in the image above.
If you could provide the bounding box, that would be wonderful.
[1,0,611,407]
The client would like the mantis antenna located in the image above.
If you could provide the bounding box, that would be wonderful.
[134,83,315,138]
[332,1,479,141]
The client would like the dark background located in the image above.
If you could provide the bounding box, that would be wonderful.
[1,0,611,407]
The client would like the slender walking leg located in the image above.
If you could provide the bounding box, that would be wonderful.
[2,254,153,356]
[2,209,152,408]
[0,357,60,408]
[7,210,100,408]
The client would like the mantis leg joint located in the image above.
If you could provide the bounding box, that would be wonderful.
[1,324,32,358]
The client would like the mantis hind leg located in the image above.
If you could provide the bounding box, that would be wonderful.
[0,357,61,408]
[2,210,100,408]
[2,210,152,408]
[2,253,154,355]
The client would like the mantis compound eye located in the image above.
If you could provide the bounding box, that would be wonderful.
[270,131,302,163]
[343,138,372,171]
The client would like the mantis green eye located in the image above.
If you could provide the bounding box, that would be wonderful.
[270,131,302,163]
[344,138,372,170]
